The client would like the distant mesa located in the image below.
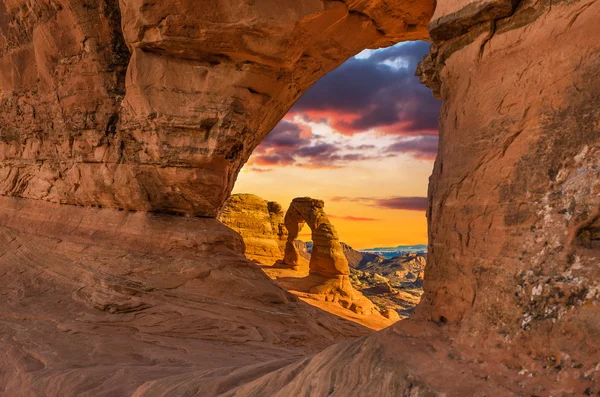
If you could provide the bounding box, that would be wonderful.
[341,242,381,268]
[361,244,428,259]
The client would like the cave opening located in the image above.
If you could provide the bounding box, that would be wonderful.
[220,41,442,329]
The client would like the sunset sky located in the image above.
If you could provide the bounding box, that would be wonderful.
[233,41,441,250]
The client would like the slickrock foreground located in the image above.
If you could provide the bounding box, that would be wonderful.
[0,197,372,395]
[0,0,598,396]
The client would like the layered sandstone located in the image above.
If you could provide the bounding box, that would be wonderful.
[218,193,287,264]
[278,197,385,319]
[0,196,373,396]
[0,0,432,217]
[1,0,599,395]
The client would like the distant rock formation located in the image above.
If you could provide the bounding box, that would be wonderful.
[341,242,383,268]
[283,197,349,278]
[278,197,383,316]
[294,240,312,261]
[351,253,427,318]
[218,194,287,264]
[359,253,426,285]
[219,194,427,322]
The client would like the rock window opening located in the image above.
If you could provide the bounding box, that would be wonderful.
[219,41,441,330]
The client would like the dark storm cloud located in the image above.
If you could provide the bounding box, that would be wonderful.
[290,41,441,136]
[330,196,428,211]
[251,152,296,166]
[373,197,428,211]
[386,135,439,160]
[295,143,337,158]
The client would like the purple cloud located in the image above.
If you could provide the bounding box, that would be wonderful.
[290,41,441,136]
[386,135,438,160]
[330,196,428,211]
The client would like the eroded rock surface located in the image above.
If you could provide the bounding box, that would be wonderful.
[0,197,373,396]
[1,0,599,395]
[0,0,432,217]
[352,253,426,318]
[218,193,287,264]
[283,197,349,278]
[220,194,389,325]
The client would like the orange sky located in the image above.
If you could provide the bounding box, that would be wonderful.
[233,121,434,250]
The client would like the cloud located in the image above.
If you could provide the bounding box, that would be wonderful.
[262,120,312,148]
[246,41,440,171]
[290,41,441,136]
[386,135,438,160]
[248,119,381,170]
[250,152,295,167]
[328,214,381,221]
[330,196,428,211]
[295,143,337,158]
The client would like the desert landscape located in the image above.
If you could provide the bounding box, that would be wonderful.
[0,0,598,396]
[219,193,427,327]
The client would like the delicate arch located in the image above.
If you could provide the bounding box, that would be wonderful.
[283,197,349,278]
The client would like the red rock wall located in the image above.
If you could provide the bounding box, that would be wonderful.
[0,0,129,205]
[417,0,600,374]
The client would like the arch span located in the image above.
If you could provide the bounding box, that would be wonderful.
[283,197,350,279]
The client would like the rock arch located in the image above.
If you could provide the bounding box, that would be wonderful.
[282,197,349,279]
[0,0,598,395]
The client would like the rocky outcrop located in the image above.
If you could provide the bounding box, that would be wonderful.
[415,0,600,349]
[218,193,287,264]
[341,242,382,268]
[359,253,426,284]
[351,253,426,318]
[279,197,382,318]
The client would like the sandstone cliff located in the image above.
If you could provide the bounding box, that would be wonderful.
[218,193,287,264]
